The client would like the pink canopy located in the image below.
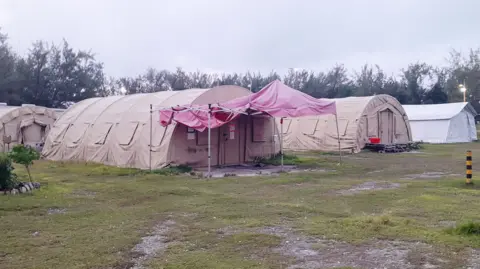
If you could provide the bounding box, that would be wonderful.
[159,80,336,131]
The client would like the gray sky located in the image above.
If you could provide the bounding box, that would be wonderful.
[1,0,479,78]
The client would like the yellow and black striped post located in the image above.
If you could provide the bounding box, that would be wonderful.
[466,150,473,185]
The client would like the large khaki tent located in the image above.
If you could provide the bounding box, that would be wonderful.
[42,86,280,169]
[0,104,58,151]
[280,94,412,153]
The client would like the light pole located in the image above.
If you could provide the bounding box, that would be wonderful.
[459,84,467,102]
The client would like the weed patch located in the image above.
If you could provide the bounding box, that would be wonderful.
[449,221,480,236]
[150,164,193,176]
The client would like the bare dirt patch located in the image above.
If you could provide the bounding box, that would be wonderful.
[467,249,480,269]
[69,189,96,197]
[336,181,401,195]
[219,226,455,269]
[129,219,177,269]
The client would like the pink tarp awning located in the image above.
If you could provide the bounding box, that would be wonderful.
[159,80,336,131]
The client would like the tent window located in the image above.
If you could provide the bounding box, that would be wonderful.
[252,116,268,142]
[94,123,113,145]
[3,122,19,142]
[197,128,208,146]
[367,115,378,137]
[67,123,90,144]
[52,123,71,143]
[300,119,318,135]
[394,115,405,135]
[280,119,292,134]
[117,122,139,146]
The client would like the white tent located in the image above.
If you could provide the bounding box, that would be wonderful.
[402,102,478,143]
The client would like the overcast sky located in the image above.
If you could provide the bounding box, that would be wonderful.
[1,0,479,78]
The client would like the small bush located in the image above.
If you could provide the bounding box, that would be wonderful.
[452,221,480,236]
[0,153,17,190]
[8,144,40,182]
[255,154,301,165]
[255,154,320,167]
[150,165,193,176]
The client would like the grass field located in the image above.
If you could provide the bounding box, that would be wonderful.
[1,143,480,269]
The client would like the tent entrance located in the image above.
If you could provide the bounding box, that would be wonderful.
[219,121,241,165]
[21,123,46,147]
[379,109,394,144]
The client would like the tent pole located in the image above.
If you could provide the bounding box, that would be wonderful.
[243,115,248,162]
[272,117,275,158]
[207,104,212,178]
[280,117,284,171]
[149,104,153,171]
[334,113,342,164]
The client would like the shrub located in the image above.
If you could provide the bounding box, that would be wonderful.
[8,144,40,182]
[150,164,193,176]
[0,153,17,190]
[453,221,480,236]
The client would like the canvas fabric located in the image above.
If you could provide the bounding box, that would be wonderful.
[42,86,281,169]
[403,102,478,143]
[0,105,57,151]
[280,94,412,153]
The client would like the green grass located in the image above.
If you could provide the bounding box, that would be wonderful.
[450,221,480,236]
[2,142,480,268]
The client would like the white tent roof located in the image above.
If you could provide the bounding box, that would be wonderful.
[403,102,477,121]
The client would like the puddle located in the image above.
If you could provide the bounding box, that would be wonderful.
[130,219,176,269]
[367,169,384,174]
[198,165,328,178]
[402,151,427,154]
[437,220,457,228]
[401,172,461,180]
[47,208,67,215]
[337,181,401,195]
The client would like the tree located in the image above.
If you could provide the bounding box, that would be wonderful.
[8,145,40,182]
[13,40,105,107]
[423,83,448,104]
[0,29,20,105]
[401,62,432,104]
[0,153,17,190]
[354,65,386,96]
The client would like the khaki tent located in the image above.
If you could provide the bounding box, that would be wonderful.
[42,86,280,169]
[53,108,66,118]
[0,104,58,151]
[279,94,412,153]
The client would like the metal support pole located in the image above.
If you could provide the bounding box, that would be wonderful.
[466,150,473,185]
[149,104,153,171]
[334,114,342,164]
[207,104,212,178]
[280,117,284,171]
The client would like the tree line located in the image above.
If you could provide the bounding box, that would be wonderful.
[1,28,479,108]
